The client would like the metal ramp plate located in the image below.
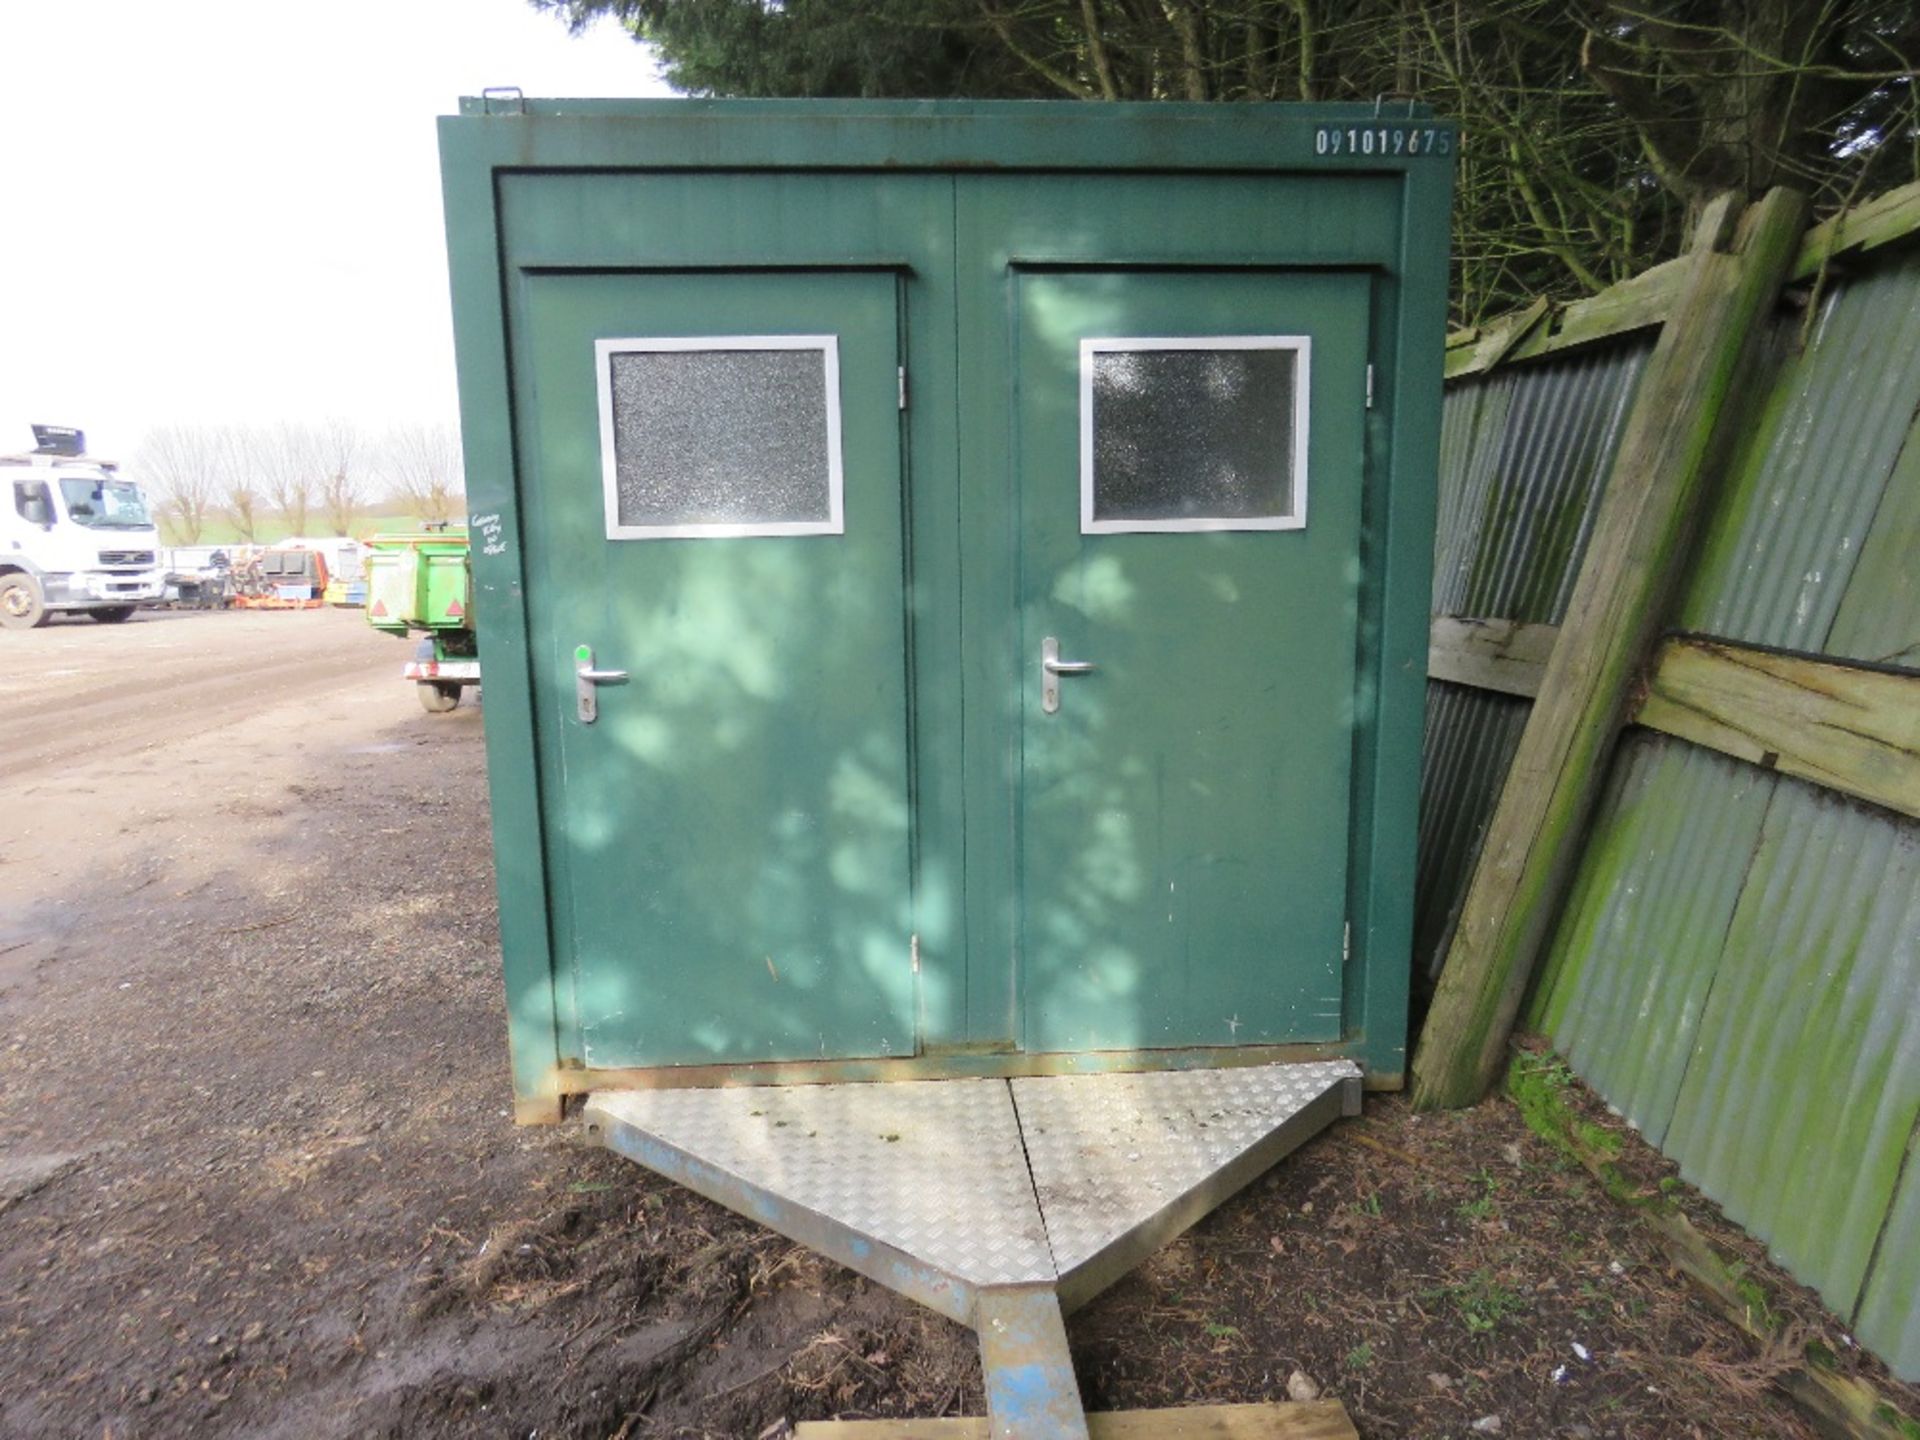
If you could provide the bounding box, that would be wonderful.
[1014,1063,1360,1309]
[588,1077,1054,1309]
[586,1059,1361,1440]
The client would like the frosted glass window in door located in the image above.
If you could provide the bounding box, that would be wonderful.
[1081,337,1310,533]
[596,336,844,539]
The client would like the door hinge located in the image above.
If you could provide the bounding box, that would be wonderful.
[910,933,920,973]
[1365,364,1375,409]
[1343,921,1352,963]
[898,366,908,411]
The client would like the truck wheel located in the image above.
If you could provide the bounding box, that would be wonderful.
[0,574,49,630]
[417,681,462,714]
[90,607,137,624]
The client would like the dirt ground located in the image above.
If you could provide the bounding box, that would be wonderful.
[1,608,1914,1439]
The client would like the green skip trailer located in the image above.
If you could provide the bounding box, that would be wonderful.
[439,99,1451,1436]
[364,529,479,713]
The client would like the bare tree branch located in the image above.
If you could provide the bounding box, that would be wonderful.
[135,426,222,545]
[219,429,262,544]
[377,422,465,526]
[255,422,321,537]
[316,419,365,536]
[1081,0,1121,98]
[976,0,1096,96]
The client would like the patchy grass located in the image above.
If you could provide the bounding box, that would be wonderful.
[1426,1268,1531,1336]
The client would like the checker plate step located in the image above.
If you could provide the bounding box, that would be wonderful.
[586,1059,1359,1307]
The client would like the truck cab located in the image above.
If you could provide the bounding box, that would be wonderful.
[1,435,165,629]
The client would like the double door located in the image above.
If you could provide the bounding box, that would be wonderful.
[507,172,1373,1072]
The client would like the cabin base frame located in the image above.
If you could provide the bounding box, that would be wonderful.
[585,1060,1361,1439]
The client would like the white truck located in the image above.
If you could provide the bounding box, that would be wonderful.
[1,426,165,630]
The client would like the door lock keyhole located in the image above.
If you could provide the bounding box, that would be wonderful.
[1040,636,1097,714]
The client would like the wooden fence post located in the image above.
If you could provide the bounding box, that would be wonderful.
[1411,187,1811,1110]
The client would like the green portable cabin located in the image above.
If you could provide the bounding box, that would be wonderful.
[439,100,1453,1123]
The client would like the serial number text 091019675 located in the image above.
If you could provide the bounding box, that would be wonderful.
[1315,125,1453,158]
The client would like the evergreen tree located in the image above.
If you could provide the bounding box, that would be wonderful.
[537,0,1920,323]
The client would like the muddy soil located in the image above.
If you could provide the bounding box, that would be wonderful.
[0,609,1912,1439]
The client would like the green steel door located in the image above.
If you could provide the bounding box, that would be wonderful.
[1008,267,1374,1052]
[505,181,1377,1072]
[515,269,918,1067]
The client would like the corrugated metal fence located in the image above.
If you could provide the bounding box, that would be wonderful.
[1422,246,1920,1380]
[1418,341,1652,977]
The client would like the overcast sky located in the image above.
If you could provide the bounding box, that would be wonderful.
[0,0,672,465]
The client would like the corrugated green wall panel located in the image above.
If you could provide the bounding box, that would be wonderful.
[1530,737,1776,1147]
[1534,747,1920,1352]
[1828,403,1920,670]
[1681,251,1920,653]
[1431,372,1509,604]
[1414,683,1530,981]
[1663,782,1920,1320]
[1431,344,1648,622]
[1856,1150,1920,1381]
[1417,342,1651,979]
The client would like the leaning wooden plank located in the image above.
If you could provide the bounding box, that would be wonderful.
[794,1402,1358,1439]
[1791,176,1920,282]
[1428,616,1560,698]
[1411,187,1813,1111]
[1635,638,1920,820]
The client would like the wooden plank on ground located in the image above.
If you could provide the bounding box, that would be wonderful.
[794,1401,1357,1439]
[1635,637,1920,820]
[1428,616,1559,698]
[1411,186,1812,1111]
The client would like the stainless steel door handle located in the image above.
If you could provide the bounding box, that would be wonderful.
[575,645,630,723]
[1041,636,1096,714]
